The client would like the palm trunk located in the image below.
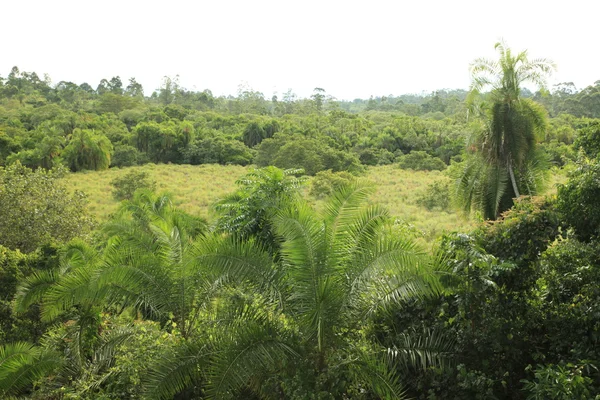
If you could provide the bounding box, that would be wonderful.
[507,162,520,198]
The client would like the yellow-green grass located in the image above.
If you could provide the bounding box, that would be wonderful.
[363,166,472,246]
[63,164,249,221]
[63,164,568,245]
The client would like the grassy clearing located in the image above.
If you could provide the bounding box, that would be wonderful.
[64,164,249,221]
[363,165,472,245]
[63,163,567,245]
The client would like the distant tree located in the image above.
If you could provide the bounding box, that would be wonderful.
[311,87,326,112]
[158,75,179,105]
[125,77,144,97]
[63,129,113,171]
[107,76,123,94]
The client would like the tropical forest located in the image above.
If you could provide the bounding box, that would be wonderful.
[2,42,600,399]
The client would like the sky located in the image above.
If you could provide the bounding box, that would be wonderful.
[2,0,599,100]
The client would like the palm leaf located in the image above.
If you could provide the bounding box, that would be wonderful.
[0,342,62,396]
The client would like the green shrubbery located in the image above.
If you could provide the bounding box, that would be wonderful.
[397,150,447,171]
[309,170,356,198]
[110,170,156,201]
[416,180,451,210]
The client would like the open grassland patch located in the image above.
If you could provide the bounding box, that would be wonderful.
[63,164,567,244]
[63,164,249,220]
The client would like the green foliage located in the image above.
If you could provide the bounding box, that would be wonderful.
[521,363,599,400]
[574,120,600,157]
[416,180,451,210]
[182,136,255,165]
[478,196,561,267]
[397,151,446,171]
[110,170,156,201]
[0,342,62,397]
[150,182,451,399]
[63,129,113,171]
[255,134,364,175]
[0,162,94,252]
[357,147,396,166]
[309,169,356,198]
[556,159,600,241]
[540,140,576,166]
[214,167,307,254]
[0,245,54,344]
[110,144,148,167]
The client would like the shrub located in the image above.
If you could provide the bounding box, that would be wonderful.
[256,135,363,175]
[182,136,254,166]
[0,162,94,252]
[574,121,600,158]
[521,363,599,400]
[397,151,446,171]
[111,145,148,167]
[556,160,600,241]
[309,170,356,198]
[540,140,576,167]
[111,170,156,201]
[416,180,450,211]
[356,148,395,166]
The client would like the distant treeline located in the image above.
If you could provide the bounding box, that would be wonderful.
[0,66,598,175]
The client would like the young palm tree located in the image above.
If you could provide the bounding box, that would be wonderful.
[147,183,452,399]
[457,41,555,219]
[0,342,62,397]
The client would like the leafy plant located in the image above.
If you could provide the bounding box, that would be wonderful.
[0,162,94,252]
[110,169,156,201]
[522,363,599,400]
[416,180,451,210]
[397,151,446,171]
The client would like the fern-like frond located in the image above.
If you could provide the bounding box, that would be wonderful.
[0,342,62,396]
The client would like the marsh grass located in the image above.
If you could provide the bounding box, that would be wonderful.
[63,163,567,244]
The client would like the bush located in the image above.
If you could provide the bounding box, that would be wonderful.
[521,363,599,400]
[574,121,600,158]
[309,170,356,198]
[110,170,156,201]
[556,160,600,241]
[256,135,363,175]
[110,145,148,167]
[397,151,446,171]
[416,180,450,210]
[356,148,395,166]
[0,162,94,252]
[540,140,576,167]
[182,136,254,166]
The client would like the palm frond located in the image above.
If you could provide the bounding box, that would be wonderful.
[144,341,210,400]
[207,324,297,400]
[0,342,62,396]
[347,346,408,400]
[388,329,456,371]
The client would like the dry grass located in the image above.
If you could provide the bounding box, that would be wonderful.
[363,165,473,246]
[63,164,249,221]
[63,163,567,245]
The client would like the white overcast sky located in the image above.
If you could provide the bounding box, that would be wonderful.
[2,0,599,100]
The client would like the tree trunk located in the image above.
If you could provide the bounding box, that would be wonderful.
[507,162,520,198]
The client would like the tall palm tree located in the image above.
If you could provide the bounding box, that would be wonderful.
[457,41,555,219]
[147,183,452,399]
